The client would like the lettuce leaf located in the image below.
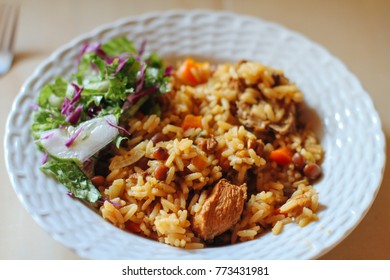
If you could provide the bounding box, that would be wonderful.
[31,106,66,140]
[101,37,137,57]
[41,159,101,203]
[38,77,68,108]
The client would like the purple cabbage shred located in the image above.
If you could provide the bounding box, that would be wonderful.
[67,191,75,198]
[41,153,48,165]
[126,86,159,106]
[106,118,131,136]
[135,63,146,93]
[113,53,132,74]
[61,97,72,115]
[99,197,122,207]
[40,133,54,140]
[164,65,172,77]
[70,83,83,104]
[78,41,140,75]
[65,127,83,148]
[65,105,83,124]
[61,84,84,124]
[137,40,147,58]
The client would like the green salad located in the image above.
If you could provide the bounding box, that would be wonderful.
[31,37,170,203]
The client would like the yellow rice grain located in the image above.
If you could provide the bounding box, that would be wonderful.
[237,229,258,238]
[272,220,284,235]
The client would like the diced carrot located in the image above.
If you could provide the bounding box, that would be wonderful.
[177,58,198,85]
[191,155,209,170]
[176,58,210,86]
[126,221,141,233]
[181,114,202,131]
[269,147,293,165]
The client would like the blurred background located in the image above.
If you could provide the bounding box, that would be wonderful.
[0,0,389,259]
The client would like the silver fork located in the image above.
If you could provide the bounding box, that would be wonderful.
[0,3,19,77]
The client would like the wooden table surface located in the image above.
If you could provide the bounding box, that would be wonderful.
[1,0,389,259]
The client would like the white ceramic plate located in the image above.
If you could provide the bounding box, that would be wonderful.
[5,10,385,259]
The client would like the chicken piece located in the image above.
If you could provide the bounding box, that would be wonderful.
[192,179,247,240]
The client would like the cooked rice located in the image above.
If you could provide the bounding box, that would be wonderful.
[99,60,323,248]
